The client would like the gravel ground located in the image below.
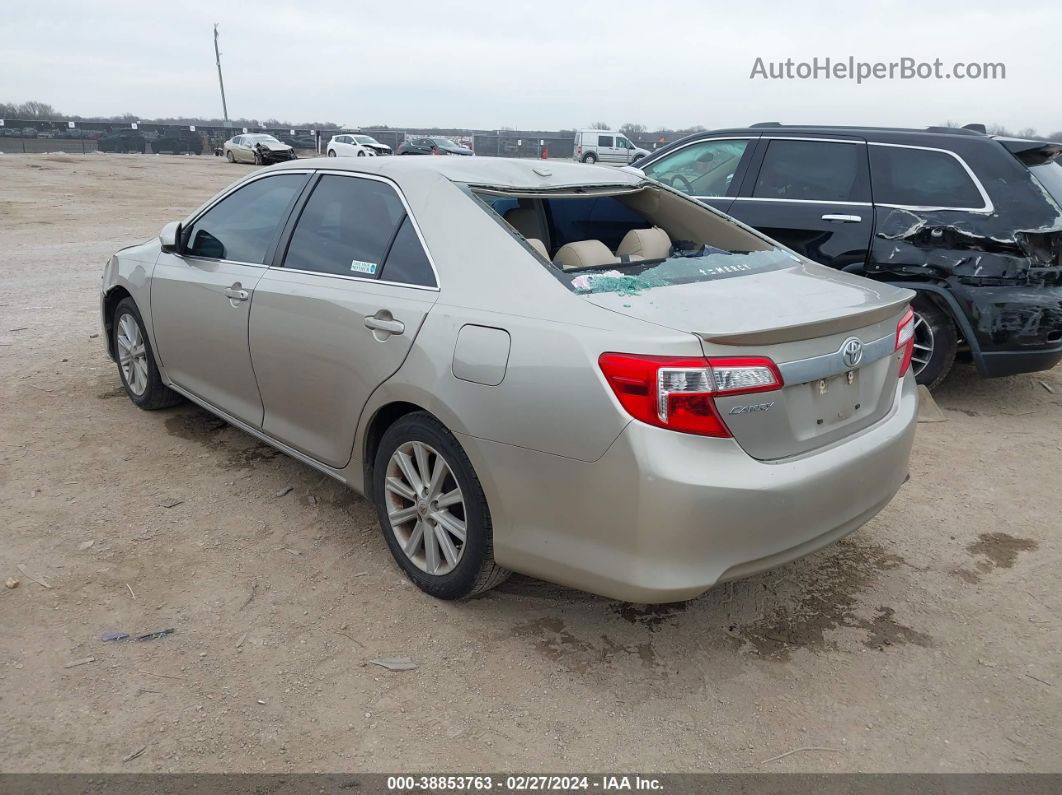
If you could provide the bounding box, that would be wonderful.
[1,153,1060,773]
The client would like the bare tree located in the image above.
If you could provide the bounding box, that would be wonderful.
[619,122,647,138]
[589,121,611,130]
[1017,127,1038,139]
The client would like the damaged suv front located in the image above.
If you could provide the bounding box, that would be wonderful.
[864,136,1062,380]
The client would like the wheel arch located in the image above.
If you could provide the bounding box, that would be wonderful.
[102,285,134,360]
[361,400,432,504]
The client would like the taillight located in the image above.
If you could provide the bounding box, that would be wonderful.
[895,307,915,377]
[598,353,783,437]
[576,145,582,156]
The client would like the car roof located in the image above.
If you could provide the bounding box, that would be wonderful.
[672,123,996,145]
[270,155,645,190]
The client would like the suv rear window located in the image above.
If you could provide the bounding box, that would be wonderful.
[869,145,985,209]
[1030,162,1062,207]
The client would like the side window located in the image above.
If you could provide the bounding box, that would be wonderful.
[283,175,405,278]
[753,140,869,202]
[380,216,436,287]
[185,174,305,263]
[598,135,614,148]
[643,139,750,197]
[616,137,630,149]
[869,145,985,209]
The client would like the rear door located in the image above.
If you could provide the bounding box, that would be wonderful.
[248,172,440,468]
[727,137,873,271]
[151,171,310,425]
[639,137,757,214]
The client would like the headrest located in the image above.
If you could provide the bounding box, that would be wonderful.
[616,227,671,261]
[526,238,548,259]
[552,240,619,271]
[503,207,542,239]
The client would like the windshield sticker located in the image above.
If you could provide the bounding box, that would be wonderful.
[350,260,378,275]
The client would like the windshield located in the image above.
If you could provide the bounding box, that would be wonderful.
[432,137,459,148]
[245,134,278,143]
[472,186,796,295]
[1030,162,1062,207]
[354,135,377,144]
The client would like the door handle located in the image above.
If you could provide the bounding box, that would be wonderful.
[821,214,862,223]
[364,313,405,336]
[224,286,249,301]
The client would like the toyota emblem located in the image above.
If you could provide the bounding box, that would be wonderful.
[841,337,864,368]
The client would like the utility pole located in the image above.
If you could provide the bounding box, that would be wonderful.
[214,24,230,125]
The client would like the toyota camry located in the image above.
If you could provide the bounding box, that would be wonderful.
[100,157,917,603]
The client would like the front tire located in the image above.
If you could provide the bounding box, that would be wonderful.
[373,412,510,600]
[357,150,366,157]
[112,298,181,410]
[911,295,958,389]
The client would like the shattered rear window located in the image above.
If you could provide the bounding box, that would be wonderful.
[562,249,797,296]
[468,185,798,296]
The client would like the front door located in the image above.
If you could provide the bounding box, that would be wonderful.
[248,173,440,468]
[150,172,309,425]
[727,137,874,271]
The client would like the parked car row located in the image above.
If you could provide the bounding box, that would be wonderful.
[627,124,1062,387]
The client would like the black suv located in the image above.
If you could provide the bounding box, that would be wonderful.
[633,124,1062,387]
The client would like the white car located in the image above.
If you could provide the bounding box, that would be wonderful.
[326,134,380,158]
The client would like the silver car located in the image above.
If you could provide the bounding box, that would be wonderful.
[100,157,918,603]
[223,134,297,165]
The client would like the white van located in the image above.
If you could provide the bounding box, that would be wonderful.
[572,130,650,164]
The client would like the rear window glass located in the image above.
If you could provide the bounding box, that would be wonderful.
[1030,162,1062,207]
[472,187,796,296]
[869,145,985,209]
[753,140,869,203]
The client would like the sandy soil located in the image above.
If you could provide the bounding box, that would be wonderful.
[0,154,1060,774]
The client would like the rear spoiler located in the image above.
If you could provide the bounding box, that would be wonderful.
[997,138,1062,166]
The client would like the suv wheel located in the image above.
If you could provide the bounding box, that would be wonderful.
[373,412,510,600]
[582,152,597,164]
[112,298,182,410]
[910,295,958,389]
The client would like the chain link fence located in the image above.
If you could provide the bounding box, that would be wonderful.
[0,119,687,159]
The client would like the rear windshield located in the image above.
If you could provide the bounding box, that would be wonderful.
[471,187,796,295]
[1030,162,1062,207]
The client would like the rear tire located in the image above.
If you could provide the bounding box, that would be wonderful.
[373,412,510,600]
[911,294,958,390]
[112,298,181,410]
[327,149,337,157]
[226,151,235,163]
[582,152,598,164]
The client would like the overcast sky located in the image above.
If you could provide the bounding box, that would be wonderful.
[3,0,1060,133]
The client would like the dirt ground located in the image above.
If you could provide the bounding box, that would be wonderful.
[1,153,1060,774]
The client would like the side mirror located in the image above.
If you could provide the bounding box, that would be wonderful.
[159,221,181,253]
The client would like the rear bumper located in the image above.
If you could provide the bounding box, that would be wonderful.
[460,376,918,603]
[954,283,1062,377]
[979,345,1062,378]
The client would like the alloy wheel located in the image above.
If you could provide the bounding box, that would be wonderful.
[910,310,935,379]
[384,441,466,576]
[116,313,149,396]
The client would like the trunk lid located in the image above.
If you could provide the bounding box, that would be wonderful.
[582,260,913,460]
